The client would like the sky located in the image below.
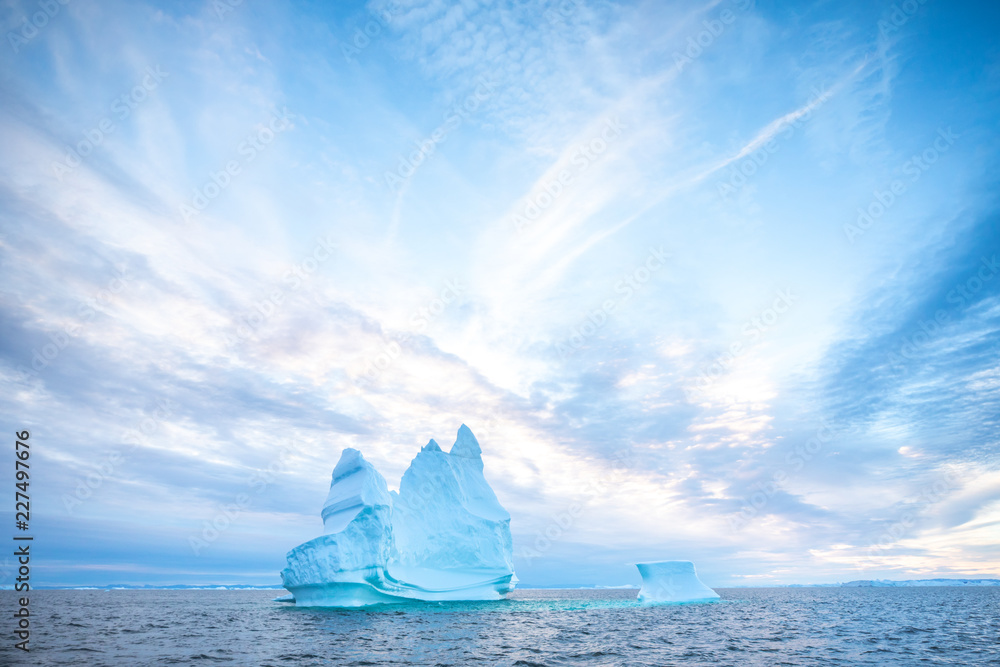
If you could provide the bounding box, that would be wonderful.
[0,0,998,589]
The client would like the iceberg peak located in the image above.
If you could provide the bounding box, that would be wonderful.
[321,448,390,534]
[330,448,366,482]
[450,423,482,459]
[422,439,442,452]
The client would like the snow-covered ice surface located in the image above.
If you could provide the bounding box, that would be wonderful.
[636,561,720,604]
[281,425,516,607]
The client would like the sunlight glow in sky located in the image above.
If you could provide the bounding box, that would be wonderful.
[1,0,998,587]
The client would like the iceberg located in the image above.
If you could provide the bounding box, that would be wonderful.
[636,561,719,604]
[280,425,517,606]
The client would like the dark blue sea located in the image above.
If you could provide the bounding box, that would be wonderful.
[2,587,998,665]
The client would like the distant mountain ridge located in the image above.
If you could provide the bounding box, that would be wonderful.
[837,578,1000,587]
[752,578,1000,588]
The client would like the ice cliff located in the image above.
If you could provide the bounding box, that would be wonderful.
[636,561,719,604]
[281,425,517,606]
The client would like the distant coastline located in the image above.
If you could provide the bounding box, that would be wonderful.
[783,578,1000,588]
[4,578,998,591]
[529,578,1000,589]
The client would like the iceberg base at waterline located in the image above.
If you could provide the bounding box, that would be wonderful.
[280,425,517,607]
[281,555,516,607]
[635,560,719,604]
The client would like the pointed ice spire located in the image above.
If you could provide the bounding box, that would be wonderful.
[322,448,391,534]
[450,424,482,459]
[422,439,442,452]
[330,448,369,482]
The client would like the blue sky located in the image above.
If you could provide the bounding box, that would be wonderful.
[1,0,998,588]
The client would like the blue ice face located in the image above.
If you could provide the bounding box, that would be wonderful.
[282,425,516,606]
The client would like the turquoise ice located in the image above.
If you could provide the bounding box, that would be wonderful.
[281,425,516,606]
[636,560,719,604]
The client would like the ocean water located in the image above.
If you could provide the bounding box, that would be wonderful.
[1,586,998,666]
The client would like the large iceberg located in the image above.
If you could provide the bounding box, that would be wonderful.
[281,425,517,606]
[636,561,719,604]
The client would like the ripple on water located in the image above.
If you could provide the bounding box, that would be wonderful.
[0,587,997,666]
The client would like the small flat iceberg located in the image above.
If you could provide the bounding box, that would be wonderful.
[280,425,516,607]
[636,560,719,604]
